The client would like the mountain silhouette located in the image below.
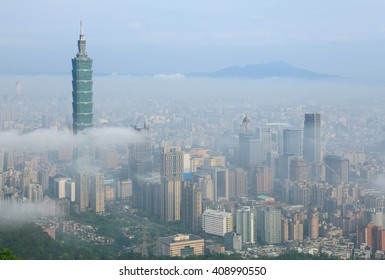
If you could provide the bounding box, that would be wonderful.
[187,61,340,79]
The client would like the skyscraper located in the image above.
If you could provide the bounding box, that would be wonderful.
[181,181,202,232]
[54,177,71,199]
[303,113,321,164]
[229,167,248,198]
[261,207,282,245]
[289,157,309,182]
[260,126,272,164]
[90,173,105,214]
[254,166,273,196]
[72,22,93,134]
[282,129,302,157]
[308,208,319,240]
[160,144,183,222]
[234,206,255,245]
[303,113,321,180]
[129,114,153,208]
[75,172,89,212]
[238,115,261,169]
[211,167,229,201]
[324,154,349,186]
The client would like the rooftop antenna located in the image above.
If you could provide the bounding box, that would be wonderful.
[80,20,83,36]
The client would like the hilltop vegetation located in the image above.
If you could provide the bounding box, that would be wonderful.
[0,218,118,259]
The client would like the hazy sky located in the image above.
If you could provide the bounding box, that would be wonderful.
[0,0,384,80]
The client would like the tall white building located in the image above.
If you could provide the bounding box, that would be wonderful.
[202,209,233,236]
[54,177,71,199]
[235,206,255,245]
[65,179,76,202]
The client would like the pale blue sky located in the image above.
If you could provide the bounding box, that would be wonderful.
[0,0,384,80]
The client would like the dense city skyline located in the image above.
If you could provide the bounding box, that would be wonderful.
[1,2,385,262]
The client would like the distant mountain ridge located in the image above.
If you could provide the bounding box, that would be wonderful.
[0,61,340,80]
[186,61,340,80]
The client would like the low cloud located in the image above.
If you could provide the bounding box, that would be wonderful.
[154,73,185,80]
[0,126,142,151]
[0,200,56,220]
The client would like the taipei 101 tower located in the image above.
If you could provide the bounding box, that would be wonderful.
[72,21,93,134]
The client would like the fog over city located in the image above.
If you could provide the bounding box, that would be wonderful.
[0,126,141,150]
[1,0,385,261]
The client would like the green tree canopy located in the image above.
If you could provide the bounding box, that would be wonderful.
[0,248,17,260]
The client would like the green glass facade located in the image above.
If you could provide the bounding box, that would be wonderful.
[72,24,93,134]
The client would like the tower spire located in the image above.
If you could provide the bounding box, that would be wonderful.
[77,20,86,55]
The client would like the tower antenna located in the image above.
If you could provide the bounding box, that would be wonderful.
[80,20,83,36]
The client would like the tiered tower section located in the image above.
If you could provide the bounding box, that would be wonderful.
[72,21,93,134]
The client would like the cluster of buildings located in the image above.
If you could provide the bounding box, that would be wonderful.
[34,217,114,245]
[1,24,385,259]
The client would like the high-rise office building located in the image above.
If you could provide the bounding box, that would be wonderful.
[193,173,214,201]
[181,181,202,232]
[129,116,153,208]
[261,207,282,245]
[260,126,272,164]
[234,206,255,245]
[324,154,349,186]
[142,176,161,216]
[65,179,76,202]
[303,113,321,164]
[310,183,328,209]
[26,183,43,203]
[160,144,183,222]
[238,115,262,169]
[289,157,309,182]
[303,113,321,180]
[281,217,289,243]
[254,166,273,196]
[0,148,5,172]
[282,129,302,157]
[308,208,319,239]
[289,220,304,242]
[277,154,295,180]
[89,173,105,214]
[72,22,93,134]
[229,167,248,198]
[118,179,133,200]
[211,167,229,201]
[75,172,89,212]
[54,177,71,199]
[366,224,385,252]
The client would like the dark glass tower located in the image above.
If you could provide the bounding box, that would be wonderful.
[72,22,93,134]
[303,113,321,164]
[303,113,321,180]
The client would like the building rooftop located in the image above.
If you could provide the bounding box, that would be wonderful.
[158,234,204,245]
